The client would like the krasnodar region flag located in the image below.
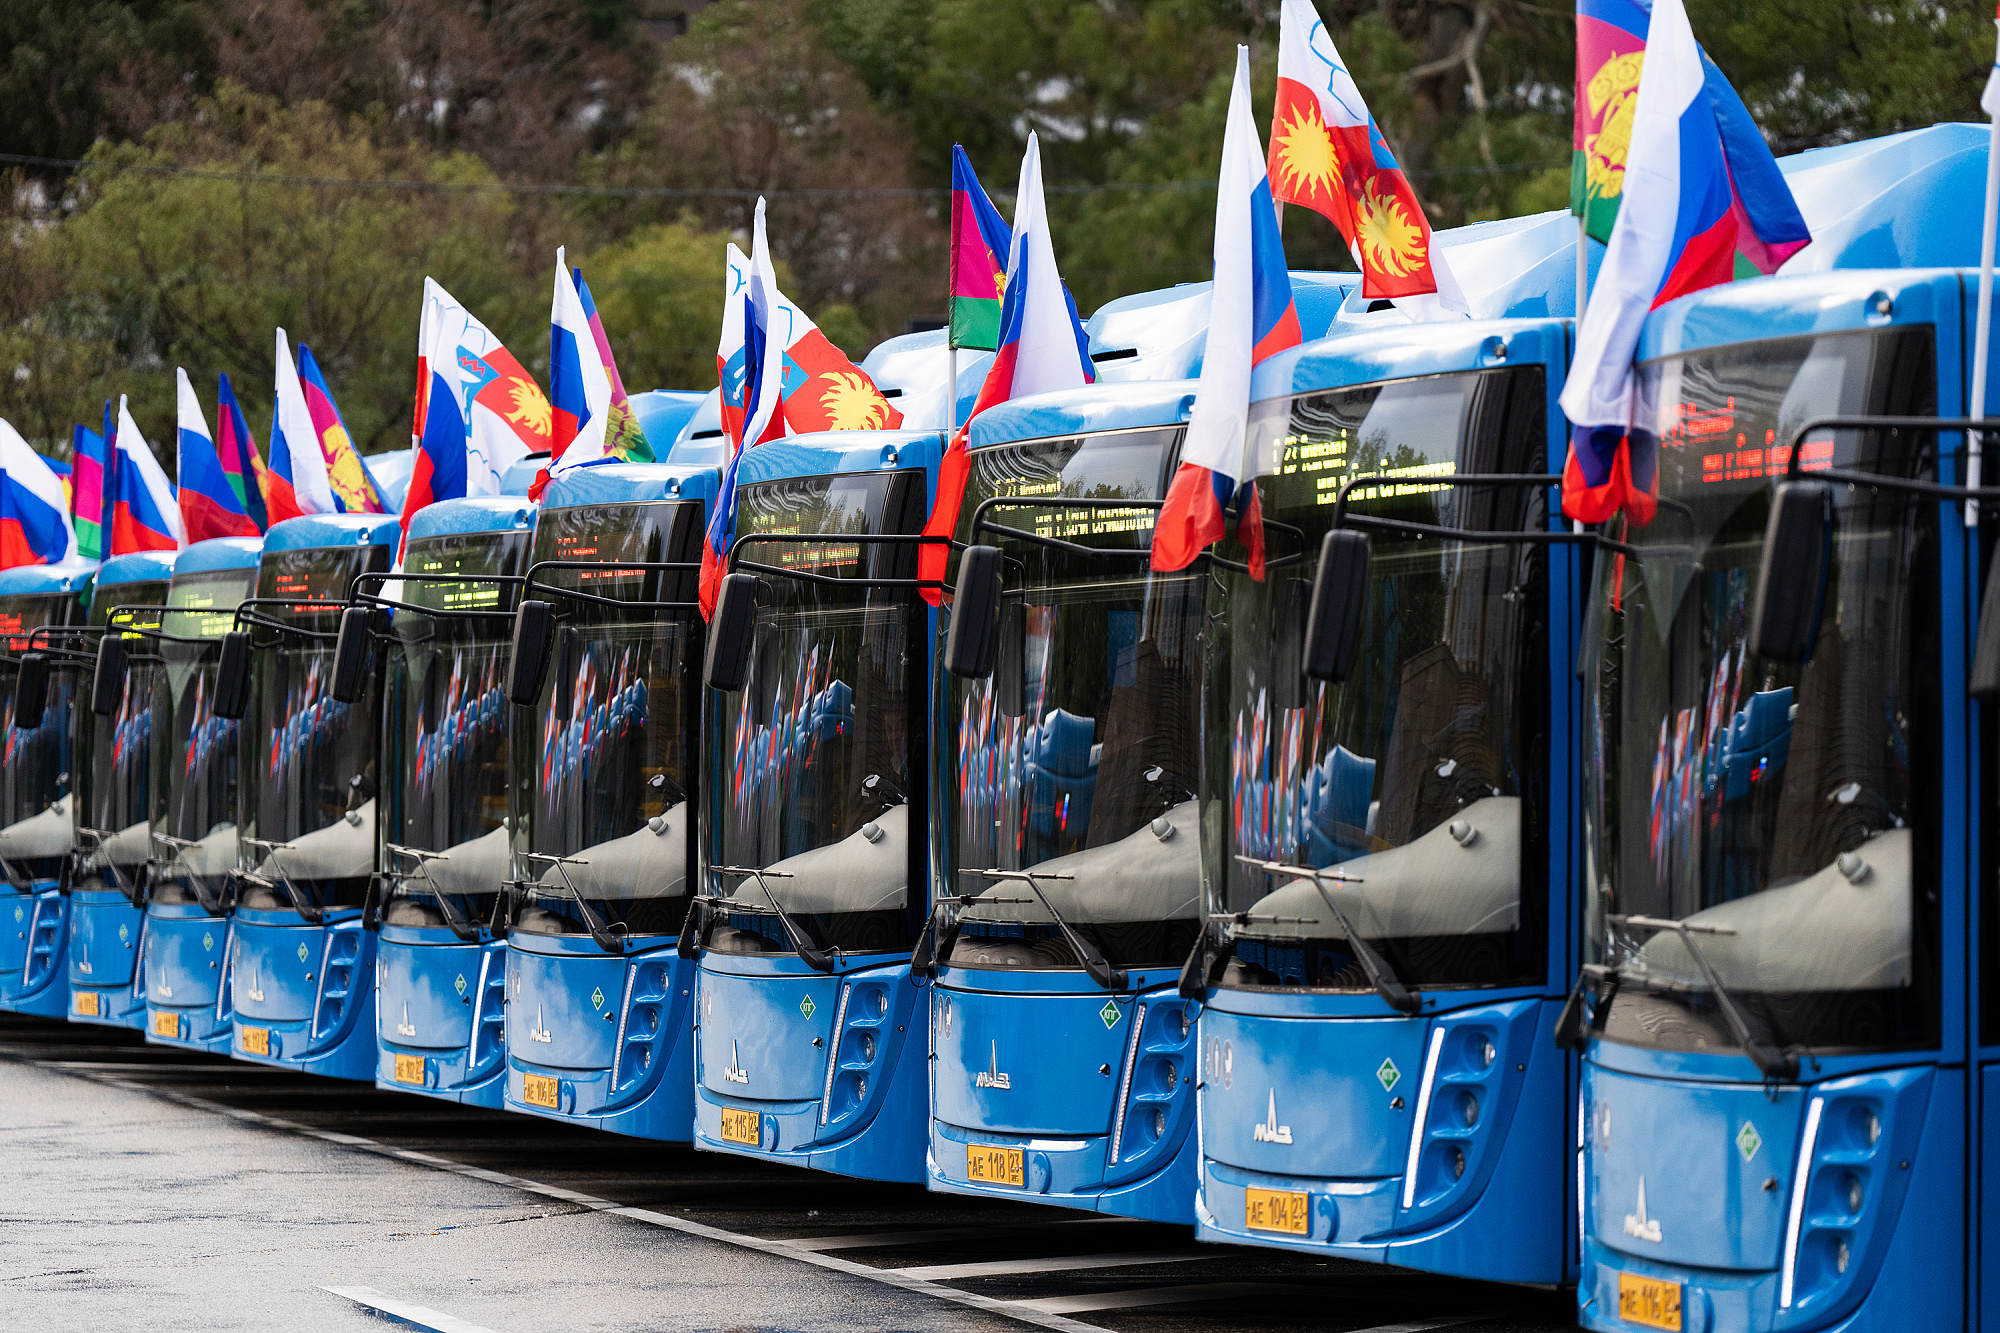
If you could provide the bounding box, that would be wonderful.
[0,417,79,568]
[542,245,616,496]
[949,144,1014,351]
[269,328,339,521]
[1559,0,1806,524]
[1268,0,1466,318]
[297,344,390,514]
[70,416,108,560]
[1573,0,1810,280]
[110,395,187,554]
[175,368,259,543]
[1153,46,1304,579]
[919,131,1093,596]
[215,372,270,533]
[572,266,655,463]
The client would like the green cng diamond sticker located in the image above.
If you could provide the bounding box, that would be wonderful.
[1099,999,1121,1029]
[454,974,468,997]
[118,924,129,942]
[1737,1121,1763,1162]
[202,932,214,951]
[13,906,21,922]
[799,995,817,1020]
[1376,1058,1401,1093]
[297,942,310,962]
[591,986,606,1010]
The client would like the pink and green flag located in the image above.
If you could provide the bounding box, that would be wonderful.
[949,145,1014,351]
[571,267,654,463]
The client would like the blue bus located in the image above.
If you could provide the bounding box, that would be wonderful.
[66,550,176,1029]
[499,461,717,1137]
[367,497,534,1105]
[695,428,943,1180]
[0,560,94,1018]
[219,513,398,1077]
[1570,137,1995,1329]
[144,537,264,1052]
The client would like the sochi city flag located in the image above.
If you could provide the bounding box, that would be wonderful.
[0,418,79,568]
[920,132,1093,594]
[1153,47,1304,578]
[1572,0,1811,276]
[270,328,339,522]
[572,267,655,463]
[176,368,259,543]
[215,372,270,533]
[1559,0,1806,524]
[110,396,186,554]
[415,280,552,508]
[70,417,108,560]
[1268,0,1465,315]
[297,345,390,514]
[715,243,758,450]
[949,145,1015,351]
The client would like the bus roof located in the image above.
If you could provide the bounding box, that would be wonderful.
[263,513,402,555]
[94,551,177,589]
[537,461,720,510]
[968,380,1199,449]
[174,537,264,577]
[406,496,537,542]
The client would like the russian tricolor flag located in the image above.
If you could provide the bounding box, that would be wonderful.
[0,417,79,569]
[110,396,186,555]
[1559,0,1808,525]
[1152,47,1303,576]
[919,132,1092,595]
[541,246,616,497]
[176,369,261,544]
[269,327,338,522]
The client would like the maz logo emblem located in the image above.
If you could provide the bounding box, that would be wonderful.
[529,1005,552,1044]
[974,1040,1010,1090]
[396,1003,416,1038]
[1624,1177,1663,1243]
[1253,1089,1292,1144]
[246,967,264,1003]
[725,1040,749,1084]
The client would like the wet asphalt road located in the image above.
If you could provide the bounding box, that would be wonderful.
[0,1014,1580,1333]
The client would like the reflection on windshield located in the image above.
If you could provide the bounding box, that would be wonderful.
[155,571,255,908]
[0,592,82,884]
[81,587,168,888]
[1207,368,1548,992]
[1587,328,1939,1053]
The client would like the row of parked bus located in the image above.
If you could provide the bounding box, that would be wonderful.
[0,122,1995,1332]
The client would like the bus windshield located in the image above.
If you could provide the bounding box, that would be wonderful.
[1205,368,1550,992]
[706,470,927,957]
[941,427,1203,973]
[78,582,168,891]
[512,501,701,940]
[382,530,527,930]
[0,590,85,885]
[154,569,256,909]
[241,546,388,912]
[1586,327,1940,1054]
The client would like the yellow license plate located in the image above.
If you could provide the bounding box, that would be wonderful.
[523,1073,559,1108]
[720,1107,761,1145]
[1618,1273,1683,1331]
[966,1144,1024,1187]
[150,1010,178,1039]
[74,991,99,1017]
[240,1026,269,1056]
[393,1054,426,1086]
[1245,1186,1309,1235]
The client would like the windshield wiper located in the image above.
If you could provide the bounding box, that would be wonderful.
[712,865,834,973]
[151,832,223,913]
[239,836,324,925]
[519,851,626,956]
[974,868,1126,992]
[1237,856,1417,1013]
[909,891,1035,979]
[1177,907,1316,999]
[1609,913,1803,1082]
[385,844,480,943]
[77,827,145,908]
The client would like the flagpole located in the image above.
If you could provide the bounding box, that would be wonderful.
[946,344,959,436]
[1969,12,2000,529]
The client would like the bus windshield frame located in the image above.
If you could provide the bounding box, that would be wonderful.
[0,589,88,886]
[77,582,169,896]
[1583,325,1942,1058]
[154,568,258,911]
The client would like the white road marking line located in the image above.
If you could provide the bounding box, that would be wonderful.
[9,1057,1119,1333]
[785,1216,1130,1252]
[1012,1281,1318,1314]
[323,1285,503,1333]
[894,1250,1211,1280]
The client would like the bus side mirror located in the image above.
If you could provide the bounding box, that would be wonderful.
[13,653,48,729]
[704,574,760,693]
[214,630,252,721]
[1749,481,1830,665]
[945,545,1004,679]
[330,607,372,705]
[1302,529,1370,682]
[91,634,128,717]
[507,600,554,706]
[1971,543,2000,699]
